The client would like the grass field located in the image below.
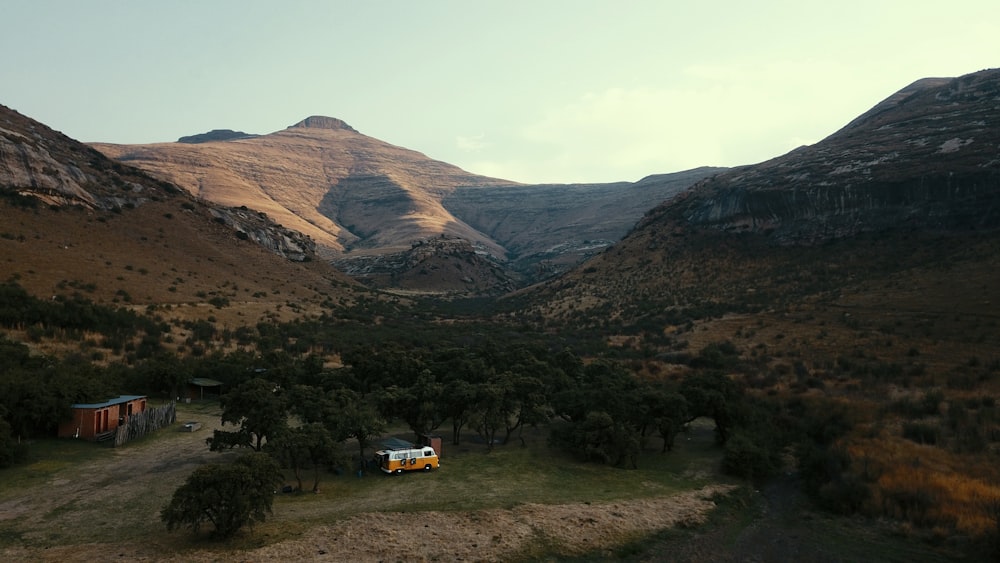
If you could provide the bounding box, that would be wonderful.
[0,404,983,561]
[0,405,732,561]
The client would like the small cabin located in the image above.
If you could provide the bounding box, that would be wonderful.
[58,395,147,441]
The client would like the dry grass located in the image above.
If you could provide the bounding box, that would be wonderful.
[1,200,372,359]
[847,436,1000,537]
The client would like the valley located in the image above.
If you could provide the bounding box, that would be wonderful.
[2,68,1000,561]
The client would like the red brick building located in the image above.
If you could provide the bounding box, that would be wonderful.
[57,395,147,441]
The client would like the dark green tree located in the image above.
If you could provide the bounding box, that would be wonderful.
[208,378,287,451]
[471,380,506,452]
[160,452,284,538]
[0,406,28,467]
[331,389,385,460]
[640,385,689,453]
[549,361,643,467]
[679,371,740,444]
[377,370,444,438]
[267,423,337,492]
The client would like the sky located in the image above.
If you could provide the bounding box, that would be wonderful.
[2,1,997,184]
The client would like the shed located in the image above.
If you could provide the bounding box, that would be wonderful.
[186,377,224,401]
[57,395,147,441]
[421,434,443,457]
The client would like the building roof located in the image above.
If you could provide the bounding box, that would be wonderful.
[70,395,146,409]
[190,378,224,387]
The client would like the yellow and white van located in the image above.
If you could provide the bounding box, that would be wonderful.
[374,447,440,474]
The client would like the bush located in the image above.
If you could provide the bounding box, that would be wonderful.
[721,431,780,479]
[817,472,870,515]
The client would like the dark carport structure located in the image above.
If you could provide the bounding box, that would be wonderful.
[186,377,223,401]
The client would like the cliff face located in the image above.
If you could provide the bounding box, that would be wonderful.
[659,69,1000,243]
[0,104,131,209]
[0,104,316,263]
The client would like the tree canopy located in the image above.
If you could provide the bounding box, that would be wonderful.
[161,452,283,538]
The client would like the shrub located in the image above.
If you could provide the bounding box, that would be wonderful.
[721,431,780,479]
[902,421,940,445]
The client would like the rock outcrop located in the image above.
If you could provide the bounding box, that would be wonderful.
[208,206,316,262]
[290,116,358,132]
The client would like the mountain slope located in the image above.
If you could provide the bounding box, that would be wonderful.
[0,104,364,338]
[507,71,1000,549]
[92,117,516,259]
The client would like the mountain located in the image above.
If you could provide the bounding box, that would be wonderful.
[91,117,517,259]
[520,68,1000,326]
[0,103,365,348]
[91,119,721,293]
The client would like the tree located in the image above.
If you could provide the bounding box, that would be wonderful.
[267,423,336,492]
[161,452,283,538]
[376,370,445,438]
[208,378,287,452]
[641,386,689,453]
[134,353,190,400]
[548,360,644,466]
[441,378,478,445]
[679,371,740,444]
[471,380,505,452]
[0,406,28,468]
[551,410,640,468]
[331,389,385,460]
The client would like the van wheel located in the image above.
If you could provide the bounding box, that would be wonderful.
[423,464,432,471]
[395,468,404,475]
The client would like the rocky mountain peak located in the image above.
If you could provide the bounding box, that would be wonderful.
[289,116,358,133]
[177,129,260,144]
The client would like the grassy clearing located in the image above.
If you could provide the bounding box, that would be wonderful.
[257,418,728,536]
[0,405,987,560]
[0,410,728,557]
[0,439,114,496]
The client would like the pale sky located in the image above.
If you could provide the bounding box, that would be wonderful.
[2,1,997,183]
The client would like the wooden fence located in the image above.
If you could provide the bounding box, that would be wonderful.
[114,401,177,447]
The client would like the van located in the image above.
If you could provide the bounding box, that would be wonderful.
[374,447,440,474]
